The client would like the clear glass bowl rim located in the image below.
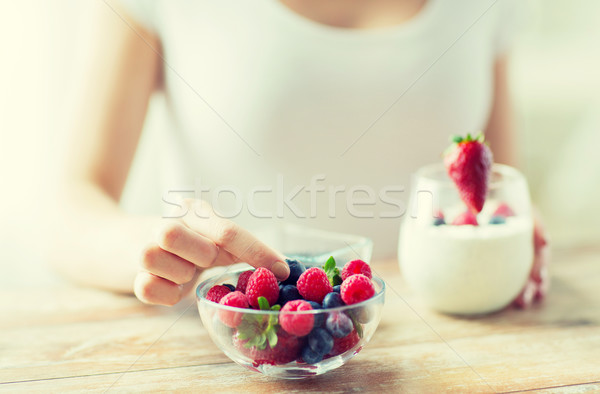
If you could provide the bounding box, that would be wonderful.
[196,269,385,315]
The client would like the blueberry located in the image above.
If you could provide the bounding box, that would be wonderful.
[322,292,345,309]
[308,327,334,356]
[301,345,323,364]
[222,284,235,292]
[277,284,301,306]
[433,217,446,226]
[325,312,353,338]
[489,215,506,225]
[307,301,325,327]
[332,285,341,294]
[281,259,307,286]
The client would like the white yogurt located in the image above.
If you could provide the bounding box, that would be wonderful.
[399,206,534,315]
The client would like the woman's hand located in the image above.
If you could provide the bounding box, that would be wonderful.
[134,199,290,306]
[513,211,550,308]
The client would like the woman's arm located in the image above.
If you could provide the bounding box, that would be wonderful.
[49,3,162,293]
[49,4,289,301]
[485,55,518,167]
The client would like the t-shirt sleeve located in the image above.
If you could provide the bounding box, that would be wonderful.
[493,0,533,57]
[117,0,158,33]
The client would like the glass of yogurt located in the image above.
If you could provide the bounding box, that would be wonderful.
[398,163,534,315]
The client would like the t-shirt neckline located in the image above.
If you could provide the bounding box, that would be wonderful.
[267,0,439,40]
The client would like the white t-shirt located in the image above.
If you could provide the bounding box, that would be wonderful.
[117,0,527,258]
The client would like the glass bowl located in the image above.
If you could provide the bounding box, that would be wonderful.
[253,223,373,266]
[196,268,385,379]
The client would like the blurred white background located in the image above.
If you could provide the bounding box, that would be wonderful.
[0,0,599,281]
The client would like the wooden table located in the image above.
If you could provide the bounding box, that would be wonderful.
[2,245,599,393]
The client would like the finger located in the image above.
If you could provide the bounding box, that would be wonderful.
[532,209,548,250]
[182,200,289,280]
[156,221,220,268]
[134,271,183,306]
[513,279,536,309]
[140,244,197,285]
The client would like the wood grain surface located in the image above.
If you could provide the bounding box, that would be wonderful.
[1,246,599,393]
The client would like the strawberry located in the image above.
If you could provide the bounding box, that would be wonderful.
[233,329,303,366]
[326,329,360,358]
[444,133,493,214]
[234,296,303,365]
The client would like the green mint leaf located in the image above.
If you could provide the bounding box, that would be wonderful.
[324,256,342,286]
[257,296,270,311]
[271,304,281,312]
[332,273,343,286]
[349,312,364,339]
[324,256,336,272]
[256,333,267,350]
[267,328,278,349]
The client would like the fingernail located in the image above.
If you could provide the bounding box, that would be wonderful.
[271,260,290,281]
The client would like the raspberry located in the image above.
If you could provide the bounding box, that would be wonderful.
[280,300,314,337]
[297,267,333,303]
[245,267,280,308]
[340,274,375,305]
[327,330,360,357]
[206,285,231,303]
[493,203,515,218]
[341,259,372,281]
[452,210,478,226]
[218,291,248,327]
[235,270,254,293]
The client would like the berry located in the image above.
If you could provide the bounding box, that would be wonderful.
[452,211,478,226]
[279,300,314,337]
[245,268,280,308]
[281,259,306,286]
[489,215,506,225]
[322,292,345,309]
[218,291,248,328]
[341,274,375,305]
[325,312,353,338]
[223,284,236,292]
[332,285,341,294]
[493,203,515,218]
[341,259,372,281]
[297,267,333,303]
[327,330,360,357]
[351,305,374,324]
[206,285,231,303]
[277,284,302,306]
[236,270,254,293]
[307,327,333,356]
[307,301,326,327]
[433,217,446,226]
[233,330,303,366]
[433,210,446,226]
[301,345,323,364]
[444,133,493,214]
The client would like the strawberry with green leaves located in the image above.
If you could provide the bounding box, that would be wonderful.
[444,133,493,214]
[234,296,303,365]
